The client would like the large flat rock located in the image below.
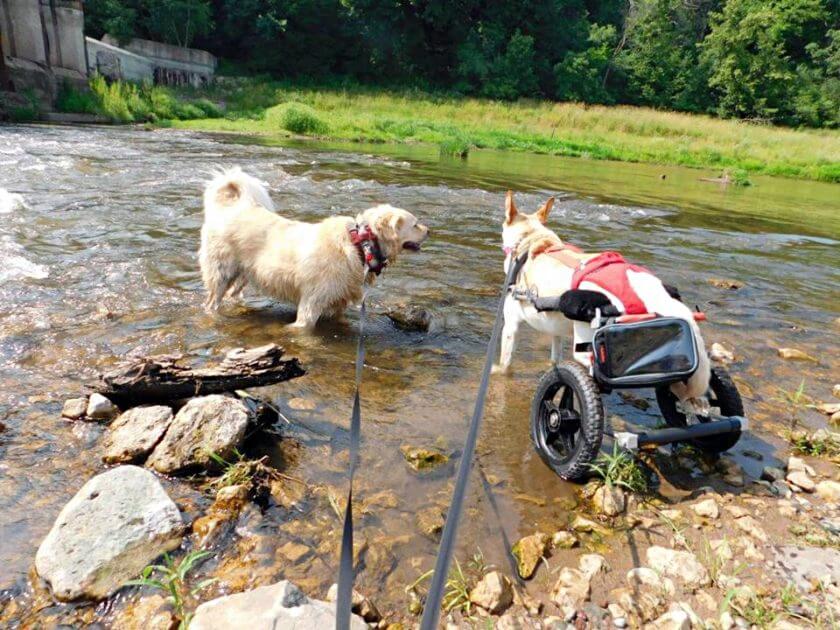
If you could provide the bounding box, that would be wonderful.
[146,395,249,474]
[190,580,366,630]
[103,405,173,464]
[35,465,183,601]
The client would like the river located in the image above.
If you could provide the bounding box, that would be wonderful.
[0,124,837,625]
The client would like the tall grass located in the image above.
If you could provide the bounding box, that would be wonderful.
[173,79,840,182]
[56,76,222,124]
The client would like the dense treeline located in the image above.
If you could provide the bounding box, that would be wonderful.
[85,0,840,128]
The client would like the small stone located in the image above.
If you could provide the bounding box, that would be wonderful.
[61,397,88,420]
[552,531,579,549]
[761,466,785,482]
[724,505,750,519]
[551,567,590,619]
[103,406,174,464]
[773,480,793,499]
[645,546,710,589]
[831,410,840,424]
[720,611,735,630]
[786,470,816,493]
[613,617,627,628]
[777,348,818,363]
[277,541,311,563]
[579,554,606,579]
[649,609,690,630]
[739,537,764,561]
[734,515,768,542]
[593,485,626,516]
[571,515,605,533]
[468,570,513,614]
[512,532,550,579]
[816,480,840,501]
[816,402,840,415]
[415,507,445,539]
[627,567,675,596]
[708,278,744,290]
[86,393,118,421]
[400,445,448,471]
[326,583,381,622]
[710,343,735,364]
[113,594,176,630]
[691,498,720,519]
[660,508,684,522]
[786,456,811,474]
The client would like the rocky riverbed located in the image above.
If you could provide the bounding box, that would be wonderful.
[1,124,839,628]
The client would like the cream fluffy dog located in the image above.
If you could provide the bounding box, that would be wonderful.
[495,192,711,405]
[199,168,429,328]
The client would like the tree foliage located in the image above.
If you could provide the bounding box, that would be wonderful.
[83,0,840,127]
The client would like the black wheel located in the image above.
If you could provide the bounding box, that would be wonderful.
[656,366,743,453]
[530,361,605,480]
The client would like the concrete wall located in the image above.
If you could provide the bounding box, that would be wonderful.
[96,35,216,87]
[86,37,154,83]
[0,0,87,97]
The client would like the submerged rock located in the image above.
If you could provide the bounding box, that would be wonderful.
[146,395,250,474]
[416,506,446,539]
[61,397,88,420]
[512,532,550,579]
[112,594,176,630]
[384,304,435,332]
[708,278,744,290]
[469,570,513,614]
[103,406,174,464]
[190,580,366,630]
[710,342,735,364]
[400,444,449,471]
[34,465,183,601]
[777,348,818,363]
[86,393,118,421]
[326,583,381,622]
[552,531,579,549]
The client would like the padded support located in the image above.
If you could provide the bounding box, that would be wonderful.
[555,289,620,320]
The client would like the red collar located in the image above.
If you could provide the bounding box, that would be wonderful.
[349,224,387,275]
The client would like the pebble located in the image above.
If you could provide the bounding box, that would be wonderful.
[86,393,118,421]
[786,470,816,493]
[777,348,818,362]
[61,397,88,420]
[710,342,735,363]
[613,617,627,628]
[761,466,785,482]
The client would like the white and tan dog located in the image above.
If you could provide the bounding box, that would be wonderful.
[199,168,428,328]
[494,191,710,405]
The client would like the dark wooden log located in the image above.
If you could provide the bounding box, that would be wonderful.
[93,344,305,406]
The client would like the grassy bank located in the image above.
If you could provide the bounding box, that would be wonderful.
[168,79,840,183]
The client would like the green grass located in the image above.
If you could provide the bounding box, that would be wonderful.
[587,444,649,493]
[171,78,840,182]
[54,76,223,124]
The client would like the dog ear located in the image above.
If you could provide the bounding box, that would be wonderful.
[505,191,518,223]
[217,181,241,205]
[535,197,554,224]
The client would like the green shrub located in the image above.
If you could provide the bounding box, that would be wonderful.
[278,103,328,134]
[439,135,471,158]
[193,98,223,118]
[56,83,100,114]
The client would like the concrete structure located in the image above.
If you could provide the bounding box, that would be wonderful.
[0,0,88,97]
[88,35,216,87]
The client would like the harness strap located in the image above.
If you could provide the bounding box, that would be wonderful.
[349,224,386,275]
[335,285,368,630]
[538,241,584,268]
[419,253,527,630]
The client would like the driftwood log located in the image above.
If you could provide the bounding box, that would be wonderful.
[94,344,305,406]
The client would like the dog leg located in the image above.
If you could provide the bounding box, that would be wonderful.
[226,275,248,300]
[290,298,322,330]
[493,296,521,374]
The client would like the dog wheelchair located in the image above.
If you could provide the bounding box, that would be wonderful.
[508,255,747,481]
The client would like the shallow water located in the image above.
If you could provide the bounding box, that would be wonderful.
[0,124,838,622]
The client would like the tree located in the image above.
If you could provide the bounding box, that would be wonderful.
[700,0,831,123]
[554,23,616,103]
[144,0,213,48]
[84,0,139,43]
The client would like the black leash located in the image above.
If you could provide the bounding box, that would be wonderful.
[419,253,527,630]
[335,285,368,630]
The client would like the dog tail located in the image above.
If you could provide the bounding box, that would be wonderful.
[203,167,275,213]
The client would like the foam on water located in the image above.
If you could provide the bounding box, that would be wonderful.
[0,189,27,214]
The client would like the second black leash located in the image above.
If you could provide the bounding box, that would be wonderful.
[419,253,527,630]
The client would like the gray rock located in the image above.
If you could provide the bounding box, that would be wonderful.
[593,485,626,516]
[786,470,816,493]
[761,466,785,482]
[86,393,118,421]
[190,580,366,630]
[646,546,710,589]
[771,545,840,591]
[146,395,249,474]
[103,406,174,464]
[772,480,793,499]
[469,570,513,614]
[62,397,88,420]
[34,465,183,601]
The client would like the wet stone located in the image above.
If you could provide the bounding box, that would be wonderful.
[469,570,513,614]
[777,348,818,362]
[512,532,550,579]
[326,583,381,622]
[102,405,173,464]
[416,507,445,539]
[113,594,176,630]
[61,397,87,420]
[552,531,579,549]
[761,466,785,482]
[86,393,118,421]
[400,444,448,471]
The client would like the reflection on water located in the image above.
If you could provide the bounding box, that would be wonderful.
[0,124,838,617]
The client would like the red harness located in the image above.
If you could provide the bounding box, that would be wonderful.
[348,224,387,275]
[571,251,651,315]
